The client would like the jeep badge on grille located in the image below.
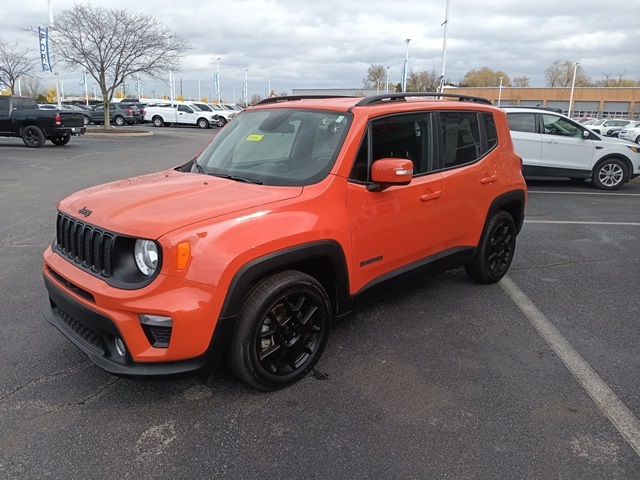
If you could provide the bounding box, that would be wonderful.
[78,207,92,217]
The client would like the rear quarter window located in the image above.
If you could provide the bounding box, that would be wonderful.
[507,113,537,133]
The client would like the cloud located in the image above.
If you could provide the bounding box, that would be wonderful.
[2,0,638,100]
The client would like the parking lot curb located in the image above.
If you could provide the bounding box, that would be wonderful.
[84,130,154,138]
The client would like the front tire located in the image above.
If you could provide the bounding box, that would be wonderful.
[51,134,71,146]
[465,211,516,284]
[197,117,210,129]
[83,115,90,126]
[227,270,331,391]
[21,125,46,148]
[635,135,640,145]
[592,158,627,190]
[217,117,227,127]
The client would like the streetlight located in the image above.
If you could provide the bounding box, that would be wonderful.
[385,66,390,93]
[438,0,451,93]
[498,76,504,106]
[267,76,271,98]
[197,79,201,101]
[244,69,248,106]
[568,61,580,118]
[402,38,411,92]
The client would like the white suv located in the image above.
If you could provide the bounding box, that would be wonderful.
[584,118,632,137]
[618,122,640,144]
[504,107,640,190]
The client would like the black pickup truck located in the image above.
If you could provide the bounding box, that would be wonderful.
[0,96,86,148]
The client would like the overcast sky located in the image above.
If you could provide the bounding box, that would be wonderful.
[3,0,639,101]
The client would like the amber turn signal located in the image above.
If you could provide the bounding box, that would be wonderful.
[176,241,191,270]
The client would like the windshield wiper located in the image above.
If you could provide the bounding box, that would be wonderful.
[207,172,263,184]
[192,159,205,173]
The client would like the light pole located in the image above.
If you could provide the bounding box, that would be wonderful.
[402,39,411,92]
[498,76,504,106]
[48,0,62,108]
[438,0,451,93]
[267,76,271,98]
[385,66,390,93]
[244,69,248,106]
[197,79,201,101]
[568,61,579,118]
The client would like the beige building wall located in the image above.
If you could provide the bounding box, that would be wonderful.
[445,87,640,118]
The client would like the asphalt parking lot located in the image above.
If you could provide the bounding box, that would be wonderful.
[0,128,639,479]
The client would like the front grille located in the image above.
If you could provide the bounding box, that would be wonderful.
[54,304,105,354]
[56,213,115,277]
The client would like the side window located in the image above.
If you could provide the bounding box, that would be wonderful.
[507,113,537,133]
[350,131,369,182]
[0,97,9,115]
[439,111,481,168]
[482,113,498,150]
[371,114,432,175]
[178,105,193,113]
[542,114,582,138]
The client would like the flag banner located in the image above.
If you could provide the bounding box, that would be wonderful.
[213,72,220,94]
[38,26,53,73]
[80,72,86,87]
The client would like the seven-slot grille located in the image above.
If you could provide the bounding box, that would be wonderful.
[55,212,114,277]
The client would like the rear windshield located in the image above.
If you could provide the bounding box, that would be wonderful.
[195,108,351,186]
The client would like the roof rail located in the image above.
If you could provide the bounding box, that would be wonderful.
[354,92,493,107]
[254,95,355,106]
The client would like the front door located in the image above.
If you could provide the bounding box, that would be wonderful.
[346,113,445,294]
[177,104,197,125]
[0,97,10,133]
[540,113,594,173]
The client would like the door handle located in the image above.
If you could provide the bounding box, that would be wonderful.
[480,175,498,184]
[419,191,442,202]
[545,139,558,144]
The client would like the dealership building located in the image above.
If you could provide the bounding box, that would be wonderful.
[292,87,640,119]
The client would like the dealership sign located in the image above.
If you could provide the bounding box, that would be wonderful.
[38,26,53,73]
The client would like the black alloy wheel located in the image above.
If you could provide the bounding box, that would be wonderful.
[465,211,516,284]
[227,270,331,390]
[21,125,46,148]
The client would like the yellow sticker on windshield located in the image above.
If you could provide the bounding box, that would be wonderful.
[246,134,264,142]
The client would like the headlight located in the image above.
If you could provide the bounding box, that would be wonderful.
[626,145,640,154]
[134,239,159,276]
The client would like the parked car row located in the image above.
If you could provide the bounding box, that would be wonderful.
[581,118,638,138]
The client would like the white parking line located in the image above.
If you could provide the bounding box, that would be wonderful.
[500,276,640,457]
[528,190,640,197]
[525,220,640,226]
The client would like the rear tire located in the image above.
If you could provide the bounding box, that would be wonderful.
[114,115,125,126]
[83,115,90,126]
[592,158,627,190]
[152,116,164,127]
[21,125,46,148]
[51,134,71,146]
[227,270,331,391]
[465,211,516,284]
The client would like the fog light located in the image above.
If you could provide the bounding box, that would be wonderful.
[114,337,127,357]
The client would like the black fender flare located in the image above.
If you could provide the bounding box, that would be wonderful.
[219,240,351,321]
[483,189,526,235]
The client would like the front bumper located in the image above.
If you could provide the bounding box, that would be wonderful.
[43,247,233,375]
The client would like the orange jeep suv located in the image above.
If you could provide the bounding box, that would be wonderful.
[43,93,526,390]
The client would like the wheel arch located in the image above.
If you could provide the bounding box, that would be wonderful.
[593,154,633,180]
[219,240,351,321]
[483,189,526,235]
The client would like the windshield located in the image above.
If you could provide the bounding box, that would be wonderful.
[211,104,223,111]
[194,108,351,186]
[591,119,605,126]
[193,103,213,112]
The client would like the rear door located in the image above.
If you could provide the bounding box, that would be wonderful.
[438,110,499,247]
[0,97,10,133]
[540,113,594,173]
[506,112,541,168]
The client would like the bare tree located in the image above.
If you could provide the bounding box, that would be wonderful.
[545,60,590,87]
[20,76,44,98]
[406,69,440,91]
[0,39,37,92]
[596,72,639,87]
[363,64,386,90]
[47,4,189,127]
[249,94,262,105]
[512,76,531,87]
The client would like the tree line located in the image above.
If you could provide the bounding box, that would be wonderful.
[363,61,640,91]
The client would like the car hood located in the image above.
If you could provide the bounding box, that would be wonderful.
[58,170,303,238]
[598,135,638,147]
